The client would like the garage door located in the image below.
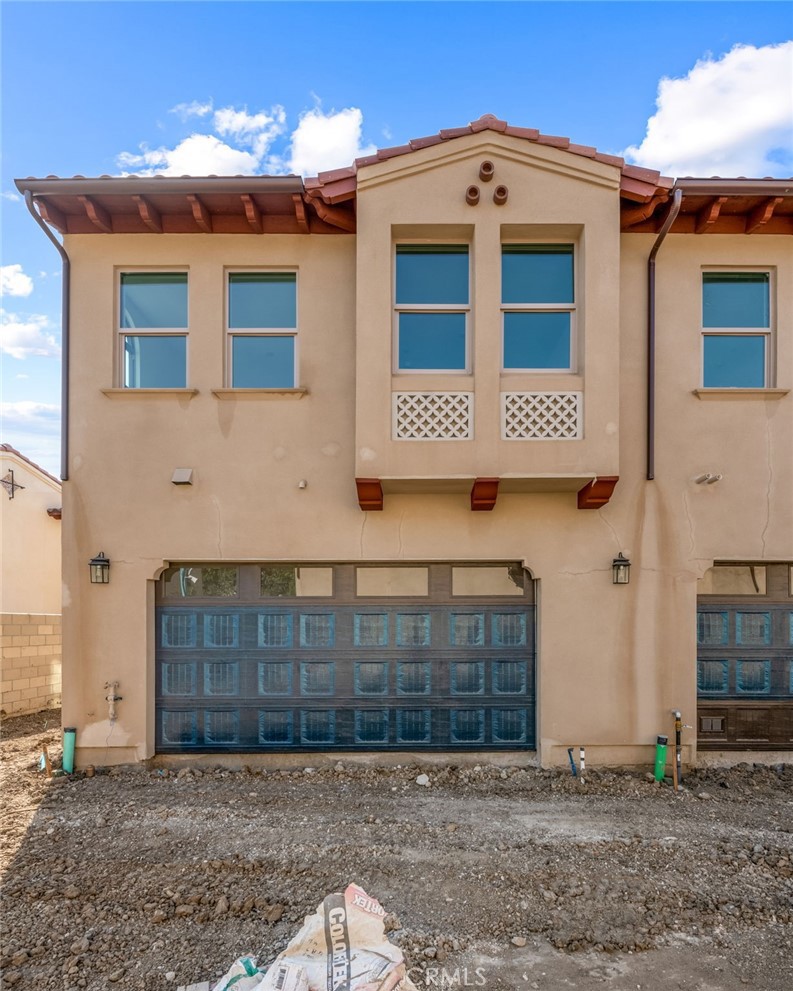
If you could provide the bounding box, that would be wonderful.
[697,563,793,750]
[155,562,535,752]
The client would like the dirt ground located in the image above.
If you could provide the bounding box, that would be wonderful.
[1,710,791,991]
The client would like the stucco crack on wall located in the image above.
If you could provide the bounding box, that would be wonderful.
[760,415,773,557]
[359,512,368,556]
[598,508,622,551]
[209,496,223,556]
[397,511,405,557]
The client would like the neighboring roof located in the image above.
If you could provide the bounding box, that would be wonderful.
[0,444,62,488]
[15,114,793,235]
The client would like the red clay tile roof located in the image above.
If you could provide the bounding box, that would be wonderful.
[0,443,61,487]
[307,114,675,204]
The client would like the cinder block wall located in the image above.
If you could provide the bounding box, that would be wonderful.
[0,614,62,716]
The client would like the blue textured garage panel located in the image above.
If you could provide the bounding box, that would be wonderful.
[155,562,535,752]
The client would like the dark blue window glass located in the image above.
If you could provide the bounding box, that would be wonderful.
[503,312,571,369]
[703,273,769,328]
[229,273,296,328]
[736,660,770,694]
[502,245,574,304]
[161,709,197,745]
[121,273,187,328]
[703,336,765,387]
[396,246,468,304]
[398,313,466,370]
[355,710,388,744]
[492,709,527,743]
[355,662,388,695]
[396,709,431,744]
[259,710,293,744]
[124,336,186,387]
[232,336,294,388]
[697,660,728,694]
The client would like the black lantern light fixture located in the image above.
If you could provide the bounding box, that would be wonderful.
[612,553,631,585]
[89,552,110,584]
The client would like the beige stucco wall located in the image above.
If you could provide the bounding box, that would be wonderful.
[355,134,621,483]
[0,449,62,615]
[59,135,792,767]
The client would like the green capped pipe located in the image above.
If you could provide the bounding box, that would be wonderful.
[654,734,668,782]
[62,727,76,774]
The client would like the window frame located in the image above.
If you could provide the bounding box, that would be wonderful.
[117,269,189,388]
[701,268,774,389]
[500,241,577,374]
[393,242,471,374]
[226,269,299,389]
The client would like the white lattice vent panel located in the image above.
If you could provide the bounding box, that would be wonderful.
[393,392,473,440]
[502,392,582,440]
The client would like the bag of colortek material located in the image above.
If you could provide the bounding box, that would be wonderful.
[218,885,416,991]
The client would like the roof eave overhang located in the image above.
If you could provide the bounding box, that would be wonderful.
[15,176,305,197]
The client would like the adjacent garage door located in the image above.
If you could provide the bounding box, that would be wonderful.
[155,562,535,753]
[697,563,793,750]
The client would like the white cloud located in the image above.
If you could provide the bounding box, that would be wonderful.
[287,107,376,176]
[1,191,21,202]
[118,101,374,178]
[624,42,793,177]
[1,264,34,298]
[1,402,61,475]
[1,400,60,430]
[117,134,261,176]
[169,99,213,122]
[0,309,61,359]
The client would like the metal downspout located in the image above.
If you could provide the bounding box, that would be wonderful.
[24,191,70,481]
[646,187,682,480]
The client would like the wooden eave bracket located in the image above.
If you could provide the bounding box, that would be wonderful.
[241,194,263,233]
[78,195,113,233]
[746,197,783,234]
[132,195,163,233]
[356,478,383,511]
[187,194,212,233]
[695,197,728,234]
[471,477,500,511]
[577,476,619,510]
[292,194,310,234]
[36,198,67,233]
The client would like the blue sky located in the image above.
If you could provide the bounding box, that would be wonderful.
[2,1,791,474]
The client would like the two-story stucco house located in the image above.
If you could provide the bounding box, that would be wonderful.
[16,115,793,769]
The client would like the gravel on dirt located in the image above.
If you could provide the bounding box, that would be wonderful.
[1,710,792,991]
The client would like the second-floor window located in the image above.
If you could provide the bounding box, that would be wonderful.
[394,245,469,372]
[702,271,771,387]
[501,244,575,371]
[228,272,297,388]
[120,272,188,388]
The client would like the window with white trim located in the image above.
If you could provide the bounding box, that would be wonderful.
[702,271,772,387]
[227,272,297,388]
[119,272,188,388]
[394,245,469,372]
[501,244,575,371]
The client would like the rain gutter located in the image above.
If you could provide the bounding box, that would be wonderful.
[24,190,71,481]
[17,176,305,197]
[646,187,682,481]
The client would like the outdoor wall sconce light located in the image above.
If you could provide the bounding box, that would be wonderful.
[89,552,110,584]
[612,553,631,584]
